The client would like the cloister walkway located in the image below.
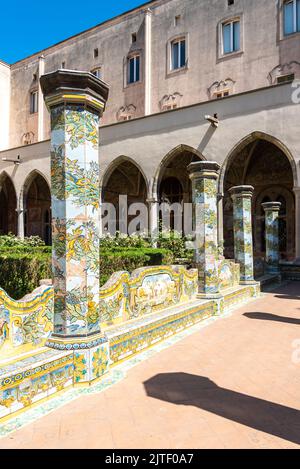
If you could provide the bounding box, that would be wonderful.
[0,282,299,449]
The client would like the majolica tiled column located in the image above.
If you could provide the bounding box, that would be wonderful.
[229,186,255,284]
[40,70,110,384]
[262,202,281,274]
[188,161,221,298]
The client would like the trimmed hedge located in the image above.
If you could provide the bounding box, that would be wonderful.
[99,248,174,286]
[0,251,51,300]
[0,247,174,299]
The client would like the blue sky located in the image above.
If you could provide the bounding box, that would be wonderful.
[0,0,147,64]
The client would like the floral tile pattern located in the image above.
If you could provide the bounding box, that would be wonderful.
[50,105,101,337]
[0,297,242,438]
[0,287,53,361]
[262,203,281,274]
[192,174,220,294]
[231,189,254,283]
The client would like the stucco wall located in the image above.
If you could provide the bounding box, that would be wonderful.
[1,82,299,199]
[6,0,300,149]
[100,83,300,194]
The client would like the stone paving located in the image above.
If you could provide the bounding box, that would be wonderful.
[0,282,299,449]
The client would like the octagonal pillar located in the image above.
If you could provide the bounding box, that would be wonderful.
[262,202,281,274]
[40,70,110,384]
[188,161,221,298]
[229,185,256,284]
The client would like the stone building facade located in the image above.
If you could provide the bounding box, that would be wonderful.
[0,0,299,261]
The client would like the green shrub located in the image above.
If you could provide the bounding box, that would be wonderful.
[157,231,192,260]
[0,232,188,298]
[100,233,150,250]
[99,248,174,286]
[0,251,51,299]
[0,234,45,248]
[137,248,174,266]
[100,249,149,286]
[0,245,174,297]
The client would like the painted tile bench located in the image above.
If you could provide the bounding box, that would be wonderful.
[0,261,261,422]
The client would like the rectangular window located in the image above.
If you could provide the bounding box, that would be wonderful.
[214,90,230,99]
[284,0,300,35]
[30,91,38,114]
[175,15,181,26]
[277,73,295,83]
[128,55,140,84]
[171,38,186,70]
[223,20,240,54]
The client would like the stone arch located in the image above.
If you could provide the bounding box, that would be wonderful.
[219,131,298,195]
[221,132,296,260]
[152,144,205,199]
[0,172,17,235]
[101,156,148,234]
[21,171,51,244]
[152,145,204,234]
[101,155,149,196]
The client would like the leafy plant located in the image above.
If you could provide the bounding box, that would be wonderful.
[0,234,45,248]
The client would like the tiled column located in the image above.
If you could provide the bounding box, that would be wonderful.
[188,161,221,298]
[262,202,281,274]
[229,186,255,284]
[40,70,110,384]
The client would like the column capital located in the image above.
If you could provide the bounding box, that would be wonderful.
[147,197,159,204]
[229,185,254,199]
[40,69,109,115]
[187,161,220,180]
[262,201,281,212]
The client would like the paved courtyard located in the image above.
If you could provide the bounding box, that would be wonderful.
[0,282,299,449]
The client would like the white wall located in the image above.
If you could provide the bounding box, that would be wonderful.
[1,82,299,200]
[0,60,10,151]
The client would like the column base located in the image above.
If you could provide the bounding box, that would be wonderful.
[239,280,259,286]
[73,341,110,385]
[197,292,222,300]
[46,333,110,385]
[265,268,281,275]
[197,292,224,316]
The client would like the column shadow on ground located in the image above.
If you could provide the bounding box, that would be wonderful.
[243,312,300,325]
[143,373,300,445]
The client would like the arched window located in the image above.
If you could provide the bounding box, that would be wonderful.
[23,173,51,244]
[0,173,17,235]
[159,177,183,204]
